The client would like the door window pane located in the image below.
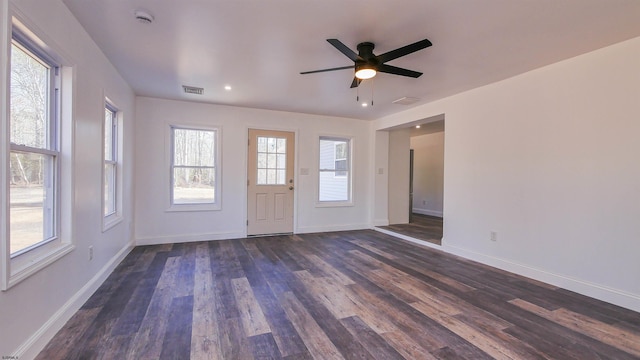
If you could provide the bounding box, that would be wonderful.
[256,136,286,185]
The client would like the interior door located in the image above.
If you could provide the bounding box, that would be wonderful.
[247,129,295,235]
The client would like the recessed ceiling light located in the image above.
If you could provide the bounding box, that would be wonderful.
[134,9,154,24]
[224,85,232,91]
[416,125,421,129]
[361,103,368,107]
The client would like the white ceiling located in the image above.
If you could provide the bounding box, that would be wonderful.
[62,0,640,121]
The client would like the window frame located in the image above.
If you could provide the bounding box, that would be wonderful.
[2,17,75,290]
[317,135,353,207]
[102,99,122,230]
[167,124,221,212]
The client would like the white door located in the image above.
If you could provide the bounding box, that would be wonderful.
[247,129,295,235]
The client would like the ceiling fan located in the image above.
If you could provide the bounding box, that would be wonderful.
[300,38,432,88]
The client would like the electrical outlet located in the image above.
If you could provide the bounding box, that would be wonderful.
[89,246,94,260]
[490,231,498,242]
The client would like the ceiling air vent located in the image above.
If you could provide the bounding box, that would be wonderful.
[183,85,204,95]
[392,96,420,105]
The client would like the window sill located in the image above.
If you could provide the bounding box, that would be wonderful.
[315,201,354,208]
[166,203,221,212]
[103,215,123,232]
[4,243,75,291]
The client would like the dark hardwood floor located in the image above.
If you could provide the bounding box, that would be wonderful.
[380,213,443,245]
[37,230,640,359]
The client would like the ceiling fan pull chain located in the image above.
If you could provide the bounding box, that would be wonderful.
[356,83,360,102]
[371,78,374,106]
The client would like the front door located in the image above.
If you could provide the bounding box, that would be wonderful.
[247,129,295,235]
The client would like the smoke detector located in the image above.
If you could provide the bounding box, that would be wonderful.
[134,9,154,24]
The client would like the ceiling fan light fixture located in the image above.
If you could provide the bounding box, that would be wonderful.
[355,67,376,80]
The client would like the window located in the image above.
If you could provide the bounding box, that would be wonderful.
[103,102,120,226]
[170,126,219,207]
[9,34,60,256]
[2,21,74,289]
[319,137,351,203]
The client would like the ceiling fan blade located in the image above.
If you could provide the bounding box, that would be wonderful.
[300,65,354,75]
[327,39,362,61]
[350,77,362,88]
[378,64,423,78]
[377,39,432,64]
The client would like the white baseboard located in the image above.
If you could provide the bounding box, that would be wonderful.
[442,243,640,313]
[412,207,443,217]
[297,223,370,234]
[16,243,133,360]
[135,230,245,246]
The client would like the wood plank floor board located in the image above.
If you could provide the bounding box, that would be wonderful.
[302,238,495,357]
[462,290,637,359]
[248,332,283,359]
[219,317,254,359]
[190,244,222,360]
[340,315,406,360]
[284,271,377,359]
[110,253,168,336]
[234,240,309,357]
[125,256,181,359]
[38,230,640,360]
[159,295,194,360]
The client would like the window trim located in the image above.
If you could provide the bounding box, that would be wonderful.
[102,99,122,231]
[166,124,222,212]
[2,16,75,290]
[317,135,353,207]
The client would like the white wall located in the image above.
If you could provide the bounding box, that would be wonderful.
[410,131,444,217]
[1,0,135,358]
[135,97,372,245]
[372,130,389,226]
[387,128,410,224]
[374,36,640,311]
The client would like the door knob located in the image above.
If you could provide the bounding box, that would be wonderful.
[289,186,294,190]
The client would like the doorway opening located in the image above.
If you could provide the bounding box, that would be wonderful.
[380,116,444,246]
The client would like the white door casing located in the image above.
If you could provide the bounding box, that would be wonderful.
[247,129,295,235]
